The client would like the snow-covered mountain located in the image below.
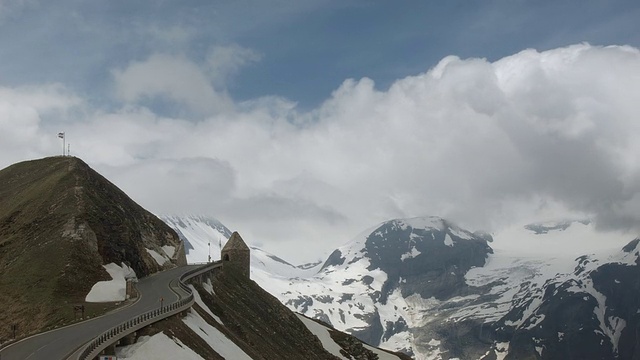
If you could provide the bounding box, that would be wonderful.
[160,215,232,263]
[160,214,322,276]
[163,214,640,359]
[254,216,495,358]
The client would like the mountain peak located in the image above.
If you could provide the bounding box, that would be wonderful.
[322,216,491,270]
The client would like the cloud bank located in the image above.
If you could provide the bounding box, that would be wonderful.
[1,43,640,261]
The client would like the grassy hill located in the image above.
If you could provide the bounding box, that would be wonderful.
[0,156,186,342]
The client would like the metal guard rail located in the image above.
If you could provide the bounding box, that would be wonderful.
[76,261,222,360]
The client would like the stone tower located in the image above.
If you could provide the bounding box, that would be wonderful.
[221,231,250,278]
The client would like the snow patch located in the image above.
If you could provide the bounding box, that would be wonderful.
[146,248,170,266]
[183,310,251,360]
[400,247,421,261]
[608,316,626,352]
[495,342,510,360]
[444,234,454,247]
[362,343,404,360]
[397,217,444,231]
[203,278,215,295]
[162,245,175,258]
[85,263,136,302]
[296,314,351,359]
[449,227,473,240]
[189,285,222,324]
[116,333,203,360]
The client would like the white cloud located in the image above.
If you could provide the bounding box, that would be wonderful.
[0,84,82,164]
[206,44,262,87]
[112,54,233,115]
[2,43,640,262]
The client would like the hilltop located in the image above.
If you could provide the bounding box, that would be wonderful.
[0,156,186,342]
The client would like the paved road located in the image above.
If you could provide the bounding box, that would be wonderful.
[0,265,198,360]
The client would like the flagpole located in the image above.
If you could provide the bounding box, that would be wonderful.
[58,132,65,156]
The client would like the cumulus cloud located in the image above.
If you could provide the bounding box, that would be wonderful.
[0,84,82,163]
[3,43,640,261]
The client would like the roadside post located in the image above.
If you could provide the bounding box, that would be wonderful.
[74,305,86,320]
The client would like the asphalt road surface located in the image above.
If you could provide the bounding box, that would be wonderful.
[0,265,198,360]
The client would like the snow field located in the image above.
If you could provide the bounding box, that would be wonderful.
[116,333,204,360]
[162,215,229,264]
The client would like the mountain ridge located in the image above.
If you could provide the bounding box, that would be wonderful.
[163,214,640,359]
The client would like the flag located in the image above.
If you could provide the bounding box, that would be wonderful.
[58,132,64,139]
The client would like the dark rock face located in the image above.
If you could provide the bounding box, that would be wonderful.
[450,239,640,360]
[362,219,492,302]
[351,310,384,346]
[322,249,346,269]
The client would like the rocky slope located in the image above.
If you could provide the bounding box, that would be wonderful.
[0,156,186,341]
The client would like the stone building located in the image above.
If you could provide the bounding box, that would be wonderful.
[221,231,250,277]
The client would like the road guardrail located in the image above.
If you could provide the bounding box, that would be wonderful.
[75,261,222,360]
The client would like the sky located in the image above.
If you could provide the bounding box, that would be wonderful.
[1,0,640,262]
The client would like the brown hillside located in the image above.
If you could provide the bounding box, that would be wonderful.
[0,156,186,342]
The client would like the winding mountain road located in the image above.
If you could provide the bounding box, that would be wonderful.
[0,265,199,360]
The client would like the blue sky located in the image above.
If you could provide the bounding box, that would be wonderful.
[1,1,638,109]
[2,1,640,261]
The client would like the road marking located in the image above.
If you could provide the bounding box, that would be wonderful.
[24,340,54,360]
